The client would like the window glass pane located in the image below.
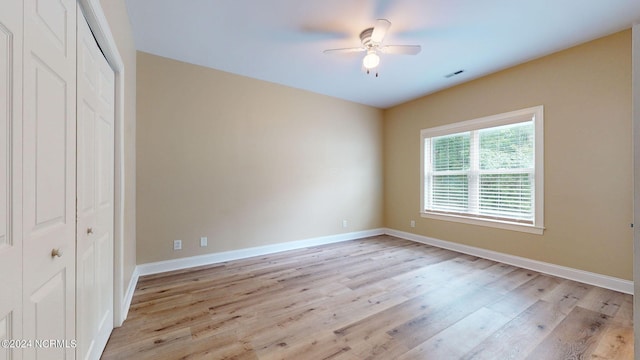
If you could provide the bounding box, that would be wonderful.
[479,173,532,220]
[479,122,533,170]
[432,175,468,211]
[433,133,470,171]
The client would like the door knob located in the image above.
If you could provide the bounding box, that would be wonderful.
[87,227,93,235]
[51,248,63,258]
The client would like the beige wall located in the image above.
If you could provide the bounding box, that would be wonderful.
[384,30,633,280]
[99,0,137,292]
[136,52,384,264]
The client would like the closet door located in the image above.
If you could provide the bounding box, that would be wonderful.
[22,0,77,358]
[76,8,115,360]
[0,0,22,358]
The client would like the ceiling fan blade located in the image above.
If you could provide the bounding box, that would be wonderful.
[323,47,365,54]
[371,19,391,44]
[380,45,421,55]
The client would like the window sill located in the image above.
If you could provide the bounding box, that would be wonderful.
[420,212,545,235]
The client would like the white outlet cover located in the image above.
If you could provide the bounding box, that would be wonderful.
[200,237,208,247]
[173,240,182,250]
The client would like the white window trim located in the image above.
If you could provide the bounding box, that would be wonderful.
[420,106,545,235]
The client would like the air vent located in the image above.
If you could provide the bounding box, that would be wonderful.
[445,69,464,78]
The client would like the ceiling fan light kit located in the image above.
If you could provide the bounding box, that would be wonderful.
[323,19,421,76]
[362,51,380,69]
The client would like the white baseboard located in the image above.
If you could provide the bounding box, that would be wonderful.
[136,228,385,276]
[120,266,140,322]
[384,228,633,294]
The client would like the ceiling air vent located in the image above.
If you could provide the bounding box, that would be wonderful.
[445,69,464,78]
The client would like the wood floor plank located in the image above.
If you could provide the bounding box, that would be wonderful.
[331,263,501,347]
[614,292,634,326]
[588,322,634,359]
[577,286,626,317]
[540,278,591,315]
[257,331,355,360]
[486,273,562,319]
[101,235,633,359]
[461,300,566,359]
[525,306,613,359]
[372,260,520,356]
[483,267,538,295]
[396,307,511,360]
[349,331,411,359]
[385,286,501,348]
[102,327,193,359]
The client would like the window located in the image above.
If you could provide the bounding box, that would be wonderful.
[421,106,544,234]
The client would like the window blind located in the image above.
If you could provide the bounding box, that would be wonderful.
[425,121,535,223]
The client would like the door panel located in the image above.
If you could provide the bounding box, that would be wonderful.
[23,0,76,358]
[0,0,22,359]
[29,271,68,360]
[77,243,96,357]
[32,58,68,228]
[78,102,96,214]
[97,115,112,207]
[0,25,10,248]
[33,0,69,55]
[76,8,115,360]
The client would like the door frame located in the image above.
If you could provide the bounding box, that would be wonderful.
[77,0,128,326]
[632,22,639,360]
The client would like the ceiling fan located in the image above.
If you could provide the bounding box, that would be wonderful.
[323,19,421,76]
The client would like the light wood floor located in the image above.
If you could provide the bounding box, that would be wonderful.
[101,235,633,359]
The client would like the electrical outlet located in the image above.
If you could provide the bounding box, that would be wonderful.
[342,219,348,228]
[173,240,182,250]
[200,237,208,247]
[410,220,416,228]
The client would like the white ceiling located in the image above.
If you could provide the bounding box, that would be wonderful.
[124,0,640,109]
